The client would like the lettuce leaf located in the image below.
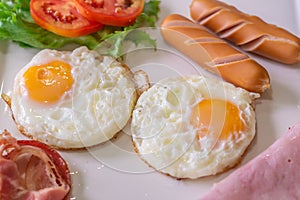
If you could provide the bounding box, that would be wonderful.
[0,0,160,57]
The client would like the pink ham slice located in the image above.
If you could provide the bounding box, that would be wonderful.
[199,122,300,200]
[0,131,70,200]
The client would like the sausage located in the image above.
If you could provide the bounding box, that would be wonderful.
[190,0,300,64]
[160,14,270,93]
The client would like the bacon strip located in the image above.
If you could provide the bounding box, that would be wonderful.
[199,122,300,200]
[0,131,70,200]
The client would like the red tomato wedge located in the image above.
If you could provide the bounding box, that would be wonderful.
[30,0,103,38]
[74,0,144,26]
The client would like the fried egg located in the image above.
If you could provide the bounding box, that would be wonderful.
[131,75,258,179]
[9,47,137,149]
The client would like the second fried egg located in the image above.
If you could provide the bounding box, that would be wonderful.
[131,75,258,179]
[9,47,137,149]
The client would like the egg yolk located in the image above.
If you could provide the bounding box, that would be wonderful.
[191,99,245,140]
[23,60,74,104]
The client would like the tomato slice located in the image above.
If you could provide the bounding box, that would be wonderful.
[30,0,103,38]
[74,0,144,27]
[17,140,71,186]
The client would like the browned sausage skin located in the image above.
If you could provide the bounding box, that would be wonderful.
[190,0,300,64]
[160,14,270,93]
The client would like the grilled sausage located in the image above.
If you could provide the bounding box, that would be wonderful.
[190,0,300,64]
[160,14,270,93]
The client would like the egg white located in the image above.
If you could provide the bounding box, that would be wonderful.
[10,47,137,148]
[131,75,258,179]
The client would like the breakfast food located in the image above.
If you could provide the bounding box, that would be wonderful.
[190,0,300,64]
[30,0,104,38]
[0,0,160,54]
[3,46,140,149]
[131,75,258,179]
[160,14,270,94]
[198,121,300,200]
[74,0,145,27]
[0,130,71,200]
[29,0,145,38]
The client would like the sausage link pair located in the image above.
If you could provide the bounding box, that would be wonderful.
[160,14,270,93]
[190,0,300,64]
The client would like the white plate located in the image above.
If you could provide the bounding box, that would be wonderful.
[0,0,300,199]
